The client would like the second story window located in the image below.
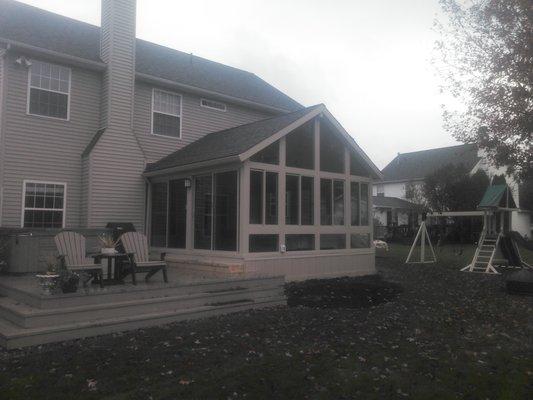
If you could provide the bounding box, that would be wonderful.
[28,60,70,120]
[152,89,182,138]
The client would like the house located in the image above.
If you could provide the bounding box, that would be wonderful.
[373,144,532,238]
[0,0,382,281]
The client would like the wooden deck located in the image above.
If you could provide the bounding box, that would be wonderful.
[0,268,286,349]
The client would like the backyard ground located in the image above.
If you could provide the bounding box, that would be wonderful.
[1,244,532,400]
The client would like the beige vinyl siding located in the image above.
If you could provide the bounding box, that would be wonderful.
[85,0,146,230]
[0,47,6,226]
[1,53,102,228]
[134,82,273,163]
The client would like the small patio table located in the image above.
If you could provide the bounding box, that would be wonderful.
[93,253,128,284]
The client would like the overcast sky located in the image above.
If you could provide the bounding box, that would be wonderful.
[18,0,459,169]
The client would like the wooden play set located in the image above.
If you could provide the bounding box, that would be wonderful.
[406,185,532,274]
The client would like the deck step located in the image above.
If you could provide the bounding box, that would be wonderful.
[0,275,284,309]
[0,285,284,328]
[0,297,286,349]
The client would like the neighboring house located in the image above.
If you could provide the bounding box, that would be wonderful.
[0,0,382,280]
[373,144,532,238]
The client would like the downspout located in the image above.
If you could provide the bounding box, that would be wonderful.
[0,46,8,227]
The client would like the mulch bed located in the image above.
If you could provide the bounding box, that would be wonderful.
[1,247,532,399]
[286,275,402,309]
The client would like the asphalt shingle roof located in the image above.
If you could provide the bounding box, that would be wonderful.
[381,144,480,182]
[372,196,421,210]
[0,0,301,112]
[145,105,321,173]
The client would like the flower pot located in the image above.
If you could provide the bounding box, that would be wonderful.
[101,247,117,255]
[61,275,79,293]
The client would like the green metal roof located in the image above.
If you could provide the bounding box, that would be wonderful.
[478,185,517,209]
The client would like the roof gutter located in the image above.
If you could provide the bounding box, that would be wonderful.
[0,37,107,72]
[136,72,293,115]
[143,155,241,178]
[0,37,298,115]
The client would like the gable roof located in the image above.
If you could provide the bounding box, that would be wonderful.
[0,0,301,112]
[145,104,382,179]
[381,144,480,182]
[478,185,517,209]
[145,105,322,174]
[372,196,421,210]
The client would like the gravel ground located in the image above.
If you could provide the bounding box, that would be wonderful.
[0,245,532,400]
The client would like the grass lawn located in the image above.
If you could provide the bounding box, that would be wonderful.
[1,244,532,399]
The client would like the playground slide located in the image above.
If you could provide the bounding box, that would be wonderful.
[509,231,533,251]
[500,236,523,267]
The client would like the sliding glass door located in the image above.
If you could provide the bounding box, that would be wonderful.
[194,171,238,251]
[150,179,188,248]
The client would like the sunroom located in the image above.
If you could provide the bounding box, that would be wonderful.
[143,104,383,280]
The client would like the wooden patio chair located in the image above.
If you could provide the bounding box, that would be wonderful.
[119,232,168,285]
[54,231,104,288]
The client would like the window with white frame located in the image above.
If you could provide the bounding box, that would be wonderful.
[152,89,182,137]
[22,181,65,228]
[28,60,70,119]
[201,98,227,112]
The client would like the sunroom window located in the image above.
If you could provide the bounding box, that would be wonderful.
[351,182,369,226]
[320,179,344,225]
[152,89,181,137]
[285,175,314,225]
[23,181,65,228]
[250,170,278,225]
[28,60,70,119]
[194,171,238,251]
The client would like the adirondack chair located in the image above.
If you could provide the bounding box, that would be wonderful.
[119,232,168,285]
[54,231,104,288]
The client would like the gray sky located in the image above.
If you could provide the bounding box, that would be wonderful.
[18,0,459,169]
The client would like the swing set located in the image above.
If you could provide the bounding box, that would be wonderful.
[406,185,532,274]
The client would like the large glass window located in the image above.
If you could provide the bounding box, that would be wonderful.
[150,182,168,247]
[320,179,332,225]
[249,170,263,224]
[333,180,345,225]
[350,182,369,226]
[249,234,279,252]
[28,60,70,119]
[286,175,313,225]
[286,234,315,251]
[23,181,65,228]
[214,171,238,251]
[361,183,369,226]
[320,234,346,250]
[286,122,314,170]
[265,172,278,224]
[320,121,345,173]
[194,172,238,251]
[250,170,278,225]
[285,175,299,225]
[152,89,182,137]
[350,182,360,226]
[350,152,368,176]
[321,179,344,225]
[194,175,213,250]
[168,179,187,248]
[251,141,279,165]
[300,176,314,225]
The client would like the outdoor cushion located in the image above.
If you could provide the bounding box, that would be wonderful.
[136,261,166,267]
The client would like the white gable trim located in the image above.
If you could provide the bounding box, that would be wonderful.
[240,105,383,180]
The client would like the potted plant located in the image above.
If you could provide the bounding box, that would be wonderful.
[98,234,118,255]
[58,269,80,293]
[35,256,61,295]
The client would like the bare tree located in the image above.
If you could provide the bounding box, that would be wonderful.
[435,0,532,180]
